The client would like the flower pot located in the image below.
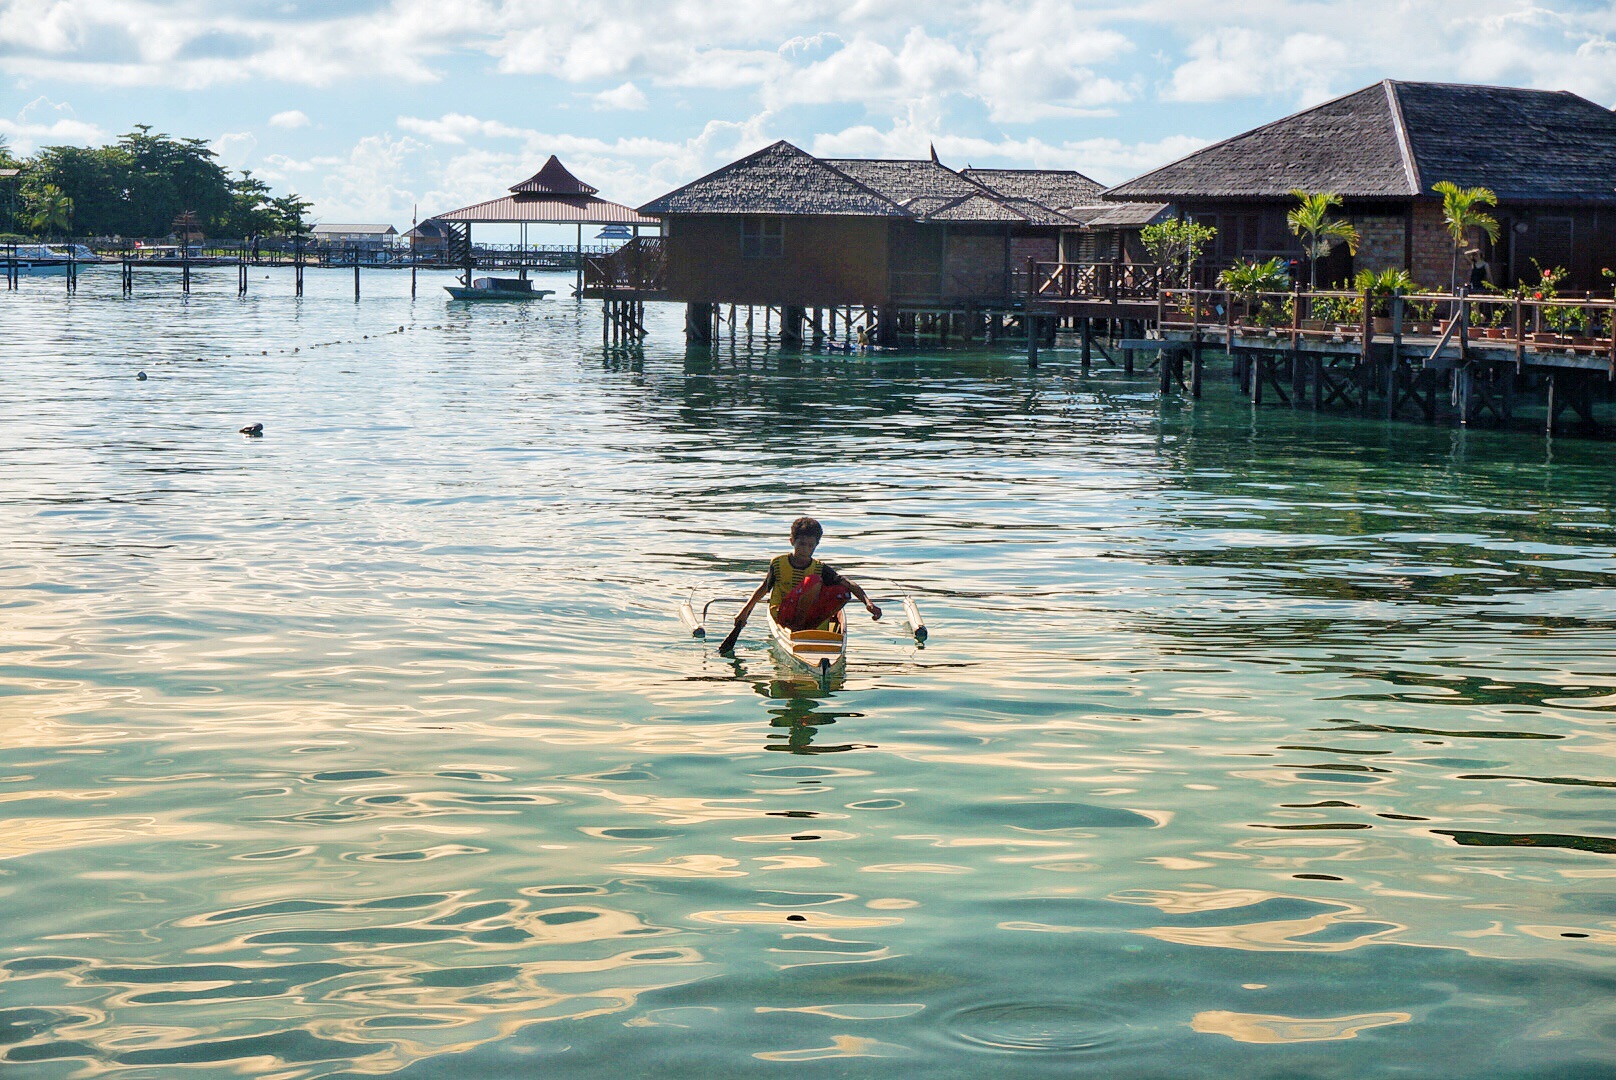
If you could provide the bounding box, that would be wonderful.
[1372,317,1394,334]
[1300,319,1327,332]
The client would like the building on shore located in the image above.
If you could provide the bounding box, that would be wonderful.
[1102,80,1616,290]
[310,223,398,251]
[630,140,1160,342]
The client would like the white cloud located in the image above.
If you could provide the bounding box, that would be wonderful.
[0,96,102,153]
[269,110,311,129]
[591,82,648,111]
[211,131,257,170]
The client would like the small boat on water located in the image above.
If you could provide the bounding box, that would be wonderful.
[445,276,554,301]
[765,606,847,679]
[3,244,103,275]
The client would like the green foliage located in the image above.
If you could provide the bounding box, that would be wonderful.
[1140,219,1217,284]
[1217,257,1290,296]
[1309,293,1362,325]
[15,126,312,238]
[1286,190,1360,287]
[26,183,73,237]
[1352,267,1415,316]
[1431,180,1500,292]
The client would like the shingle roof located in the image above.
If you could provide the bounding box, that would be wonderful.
[826,159,984,203]
[1397,82,1616,202]
[1104,81,1616,204]
[960,168,1105,213]
[1074,202,1173,227]
[639,141,906,217]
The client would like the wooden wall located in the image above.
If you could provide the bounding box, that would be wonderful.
[661,215,890,306]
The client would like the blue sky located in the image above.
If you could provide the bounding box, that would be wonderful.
[3,0,1615,229]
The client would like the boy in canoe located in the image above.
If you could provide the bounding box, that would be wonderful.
[719,517,882,654]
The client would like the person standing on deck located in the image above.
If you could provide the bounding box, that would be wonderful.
[720,517,882,654]
[1467,249,1490,292]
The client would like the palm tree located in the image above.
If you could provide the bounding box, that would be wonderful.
[1432,180,1499,293]
[1287,190,1360,289]
[27,183,73,239]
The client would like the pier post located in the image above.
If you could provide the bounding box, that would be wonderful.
[122,257,133,296]
[685,302,715,346]
[238,260,247,295]
[354,261,361,301]
[780,306,804,348]
[1027,316,1040,368]
[876,307,897,347]
[1190,338,1203,398]
[1080,318,1091,373]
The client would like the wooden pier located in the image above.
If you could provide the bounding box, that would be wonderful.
[1030,261,1616,435]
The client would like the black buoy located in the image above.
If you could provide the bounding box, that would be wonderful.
[240,423,264,437]
[136,371,147,381]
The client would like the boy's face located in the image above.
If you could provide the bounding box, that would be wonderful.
[791,533,820,558]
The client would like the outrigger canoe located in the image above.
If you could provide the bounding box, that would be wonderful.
[765,606,847,678]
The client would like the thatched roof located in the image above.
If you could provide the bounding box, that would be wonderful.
[642,142,1092,224]
[1074,202,1174,228]
[640,141,906,217]
[1105,81,1616,204]
[961,168,1105,214]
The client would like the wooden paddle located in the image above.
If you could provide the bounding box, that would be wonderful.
[717,614,746,655]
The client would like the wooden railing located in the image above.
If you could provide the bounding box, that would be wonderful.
[1029,260,1172,302]
[1148,285,1616,366]
[582,237,667,294]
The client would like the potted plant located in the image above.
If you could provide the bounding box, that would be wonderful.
[1354,267,1415,333]
[1217,258,1290,326]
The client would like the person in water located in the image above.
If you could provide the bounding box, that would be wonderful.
[720,517,881,653]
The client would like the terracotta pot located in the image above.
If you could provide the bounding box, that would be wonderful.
[1372,317,1394,334]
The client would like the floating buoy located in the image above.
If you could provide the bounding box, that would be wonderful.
[136,371,147,381]
[240,422,264,437]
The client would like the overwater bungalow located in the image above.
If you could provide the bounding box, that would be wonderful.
[628,140,1149,343]
[1103,80,1616,290]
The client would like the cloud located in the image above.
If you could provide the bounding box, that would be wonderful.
[591,82,648,111]
[0,96,102,153]
[269,110,311,129]
[211,131,257,170]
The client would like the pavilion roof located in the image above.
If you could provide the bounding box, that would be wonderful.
[510,155,598,196]
[430,155,657,225]
[1104,81,1616,204]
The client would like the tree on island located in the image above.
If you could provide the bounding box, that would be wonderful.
[16,127,312,239]
[27,184,74,239]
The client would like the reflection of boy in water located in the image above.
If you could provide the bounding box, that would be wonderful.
[724,517,881,649]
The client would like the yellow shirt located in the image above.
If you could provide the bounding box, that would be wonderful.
[767,554,824,614]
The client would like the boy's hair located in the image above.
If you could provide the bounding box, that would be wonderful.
[790,516,823,541]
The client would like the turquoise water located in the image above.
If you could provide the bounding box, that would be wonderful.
[4,266,1616,1077]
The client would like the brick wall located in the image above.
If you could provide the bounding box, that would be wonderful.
[1410,200,1459,290]
[1353,215,1405,275]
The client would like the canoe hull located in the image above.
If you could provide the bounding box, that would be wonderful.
[766,607,846,678]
